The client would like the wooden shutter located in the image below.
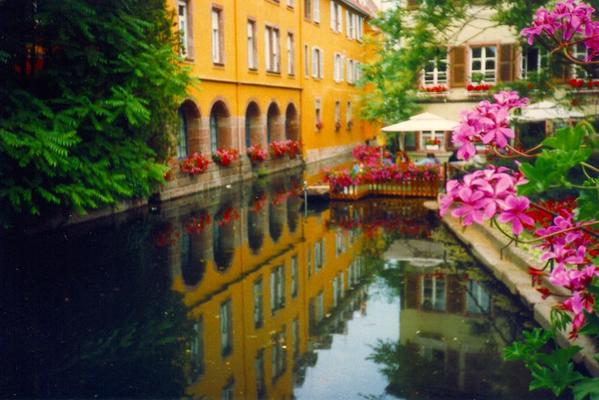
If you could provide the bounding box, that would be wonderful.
[499,44,515,82]
[449,46,467,87]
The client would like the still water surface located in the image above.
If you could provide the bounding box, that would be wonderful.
[2,170,543,399]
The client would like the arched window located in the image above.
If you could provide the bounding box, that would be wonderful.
[267,103,282,143]
[245,102,261,148]
[210,112,218,153]
[285,103,299,141]
[177,108,189,158]
[209,101,232,153]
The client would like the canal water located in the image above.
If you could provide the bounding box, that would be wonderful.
[2,169,545,399]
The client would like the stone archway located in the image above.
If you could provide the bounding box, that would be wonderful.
[245,102,263,149]
[209,100,233,152]
[266,102,284,143]
[178,100,202,156]
[285,103,299,141]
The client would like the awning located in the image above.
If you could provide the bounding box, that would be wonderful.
[515,101,585,122]
[382,112,459,132]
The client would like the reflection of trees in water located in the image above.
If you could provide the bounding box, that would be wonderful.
[368,339,538,400]
[1,218,192,397]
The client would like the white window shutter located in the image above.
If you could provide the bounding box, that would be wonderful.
[313,0,320,23]
[346,10,350,38]
[340,55,345,81]
[312,48,318,78]
[265,29,271,71]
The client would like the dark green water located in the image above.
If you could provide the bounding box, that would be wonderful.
[1,171,546,399]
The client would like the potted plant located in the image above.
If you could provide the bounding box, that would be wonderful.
[269,140,289,159]
[425,137,441,150]
[286,140,301,159]
[212,148,239,167]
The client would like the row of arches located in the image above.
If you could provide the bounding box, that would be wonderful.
[177,99,299,158]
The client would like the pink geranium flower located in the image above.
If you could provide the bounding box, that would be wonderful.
[498,195,534,235]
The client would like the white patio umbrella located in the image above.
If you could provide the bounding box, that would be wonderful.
[515,101,585,122]
[382,112,459,132]
[381,112,459,150]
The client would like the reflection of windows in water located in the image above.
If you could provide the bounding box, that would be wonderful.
[270,265,286,314]
[221,377,235,400]
[248,210,264,255]
[213,217,234,271]
[466,281,491,314]
[291,255,299,298]
[220,300,233,357]
[180,233,191,271]
[269,203,283,243]
[253,279,264,329]
[271,326,287,380]
[421,276,446,311]
[317,291,324,322]
[292,318,300,361]
[255,349,266,399]
[306,247,312,279]
[335,230,345,256]
[332,276,339,307]
[189,317,204,382]
[314,239,325,271]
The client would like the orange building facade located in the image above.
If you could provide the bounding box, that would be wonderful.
[160,0,380,201]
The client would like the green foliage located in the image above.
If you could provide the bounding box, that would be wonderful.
[0,0,192,226]
[504,328,583,396]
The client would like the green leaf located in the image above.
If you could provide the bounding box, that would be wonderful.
[573,378,599,400]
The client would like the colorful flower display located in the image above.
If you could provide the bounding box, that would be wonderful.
[212,148,239,167]
[180,152,210,176]
[247,144,268,163]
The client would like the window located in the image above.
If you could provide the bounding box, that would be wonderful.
[211,8,223,64]
[346,101,352,126]
[335,229,345,255]
[287,33,295,75]
[265,26,280,73]
[334,53,341,81]
[355,61,361,81]
[313,0,320,23]
[470,46,496,83]
[292,318,300,360]
[521,47,546,79]
[190,318,204,379]
[314,239,325,270]
[271,327,287,380]
[255,350,266,399]
[571,44,599,79]
[356,15,363,41]
[270,265,285,314]
[312,47,323,79]
[304,0,311,19]
[178,1,191,57]
[291,255,298,298]
[423,52,448,85]
[347,58,354,83]
[306,247,312,278]
[334,101,341,128]
[421,276,446,311]
[177,108,189,158]
[304,44,310,77]
[287,0,294,6]
[253,279,263,329]
[247,20,257,70]
[315,98,321,128]
[330,1,342,32]
[466,281,491,314]
[347,10,354,39]
[220,300,233,356]
[222,378,235,400]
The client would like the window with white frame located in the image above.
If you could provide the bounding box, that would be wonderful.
[313,0,320,23]
[334,53,341,81]
[346,10,354,39]
[347,58,354,83]
[470,46,496,83]
[421,275,446,311]
[521,47,546,79]
[315,98,322,128]
[220,299,233,356]
[287,32,295,75]
[253,279,263,328]
[270,264,285,314]
[211,8,223,64]
[466,281,491,314]
[291,255,298,298]
[355,61,361,81]
[265,26,280,73]
[247,20,257,70]
[422,131,442,149]
[334,101,341,128]
[287,0,294,7]
[304,44,310,77]
[346,101,352,126]
[357,15,363,41]
[571,44,599,79]
[330,1,342,32]
[423,52,448,85]
[312,47,323,79]
[178,1,190,57]
[304,0,311,19]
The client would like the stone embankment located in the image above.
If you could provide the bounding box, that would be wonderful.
[423,200,599,376]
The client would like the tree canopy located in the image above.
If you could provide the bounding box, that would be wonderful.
[0,0,192,227]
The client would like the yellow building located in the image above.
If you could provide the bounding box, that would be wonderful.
[161,0,380,201]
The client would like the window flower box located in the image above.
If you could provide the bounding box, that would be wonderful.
[179,152,210,176]
[247,144,268,164]
[212,148,239,167]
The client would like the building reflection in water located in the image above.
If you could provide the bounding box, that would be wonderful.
[165,173,369,399]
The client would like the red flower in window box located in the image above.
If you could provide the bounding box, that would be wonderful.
[420,85,447,93]
[216,207,240,226]
[247,144,268,163]
[286,140,301,159]
[270,140,289,158]
[212,148,239,167]
[315,120,323,130]
[184,212,212,234]
[180,152,210,176]
[425,138,442,146]
[466,83,493,91]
